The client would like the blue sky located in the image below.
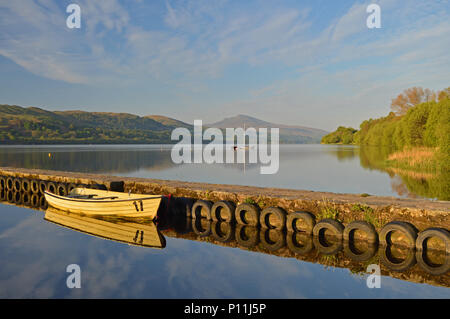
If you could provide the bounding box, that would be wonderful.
[0,0,449,131]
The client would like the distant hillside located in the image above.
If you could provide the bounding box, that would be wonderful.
[208,114,328,143]
[0,105,327,144]
[0,104,192,144]
[144,115,192,129]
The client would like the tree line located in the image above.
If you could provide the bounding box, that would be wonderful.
[322,86,450,152]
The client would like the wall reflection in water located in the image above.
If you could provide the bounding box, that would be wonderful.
[0,189,448,288]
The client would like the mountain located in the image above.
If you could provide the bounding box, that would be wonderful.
[207,114,328,143]
[0,105,327,144]
[144,115,191,129]
[0,104,192,144]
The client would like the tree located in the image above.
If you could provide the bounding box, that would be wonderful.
[390,87,435,115]
[438,87,450,102]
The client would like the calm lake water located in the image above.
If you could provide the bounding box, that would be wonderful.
[0,144,449,298]
[0,201,449,298]
[0,144,447,200]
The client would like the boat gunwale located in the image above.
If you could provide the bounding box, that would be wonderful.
[44,191,163,203]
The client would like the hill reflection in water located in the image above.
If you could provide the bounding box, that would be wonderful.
[0,144,448,200]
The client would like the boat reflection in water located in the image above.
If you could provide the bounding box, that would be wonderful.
[44,207,166,249]
[0,189,448,288]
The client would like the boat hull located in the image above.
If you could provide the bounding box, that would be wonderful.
[44,188,162,218]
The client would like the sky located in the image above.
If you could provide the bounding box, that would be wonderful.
[0,0,449,131]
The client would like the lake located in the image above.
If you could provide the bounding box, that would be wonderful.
[0,144,447,200]
[0,144,449,298]
[0,198,449,298]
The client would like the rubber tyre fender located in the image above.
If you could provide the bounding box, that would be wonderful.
[57,183,68,196]
[191,200,213,220]
[192,218,211,237]
[313,235,343,255]
[6,177,14,190]
[343,241,378,262]
[379,245,416,272]
[286,211,316,233]
[21,178,30,193]
[235,224,260,248]
[286,231,314,255]
[416,227,450,253]
[260,207,287,230]
[13,191,22,204]
[235,203,260,226]
[379,221,418,248]
[30,179,40,194]
[31,194,39,207]
[39,180,47,193]
[0,176,6,190]
[46,182,57,194]
[260,228,286,252]
[313,219,345,240]
[211,201,236,222]
[7,190,14,203]
[66,183,77,193]
[344,221,379,244]
[415,250,450,276]
[211,221,235,243]
[39,195,48,209]
[0,189,5,201]
[13,178,22,192]
[21,192,31,206]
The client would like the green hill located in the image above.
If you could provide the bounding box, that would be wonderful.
[0,104,192,144]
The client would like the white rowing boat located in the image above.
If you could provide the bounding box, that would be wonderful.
[44,188,162,219]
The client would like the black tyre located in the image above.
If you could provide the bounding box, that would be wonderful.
[31,194,39,207]
[344,221,378,244]
[235,203,260,226]
[235,225,259,248]
[67,183,77,193]
[6,177,14,190]
[57,183,68,196]
[260,229,286,252]
[343,241,378,262]
[39,180,47,193]
[13,191,22,204]
[286,231,314,255]
[13,178,21,192]
[191,200,213,220]
[211,201,236,222]
[313,235,343,255]
[192,218,211,237]
[0,176,6,190]
[0,189,5,201]
[313,219,345,240]
[39,195,48,209]
[379,245,416,272]
[416,228,450,253]
[211,221,235,242]
[415,250,450,276]
[30,180,40,194]
[379,221,418,248]
[286,211,316,233]
[21,192,31,206]
[109,181,125,192]
[7,190,14,203]
[46,182,57,194]
[21,178,30,193]
[260,207,287,230]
